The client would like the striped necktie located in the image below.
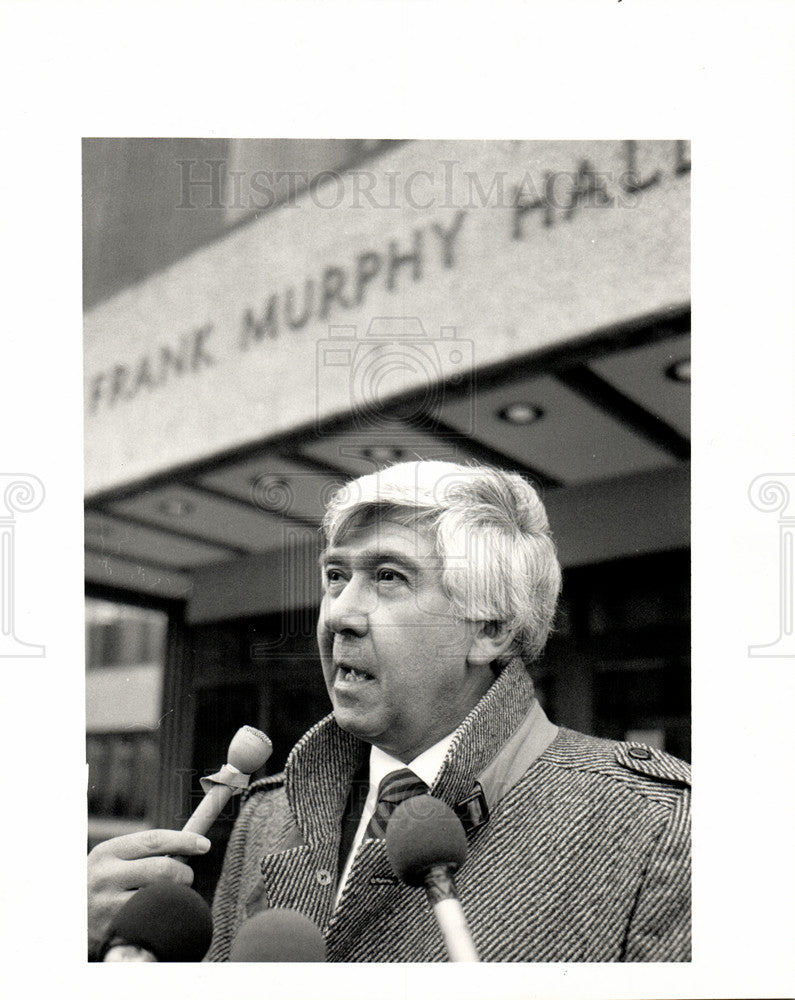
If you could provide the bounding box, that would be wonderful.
[365,768,429,840]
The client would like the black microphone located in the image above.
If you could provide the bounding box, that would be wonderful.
[385,795,479,962]
[229,908,326,961]
[102,880,213,962]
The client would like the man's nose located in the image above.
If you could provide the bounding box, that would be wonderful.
[325,578,373,636]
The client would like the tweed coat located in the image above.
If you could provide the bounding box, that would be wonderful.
[206,659,691,962]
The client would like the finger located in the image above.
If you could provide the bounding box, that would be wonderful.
[93,829,211,862]
[110,855,196,892]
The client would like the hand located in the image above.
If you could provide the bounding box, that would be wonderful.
[87,829,211,958]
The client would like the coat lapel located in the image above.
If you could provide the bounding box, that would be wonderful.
[255,714,367,931]
[257,840,340,930]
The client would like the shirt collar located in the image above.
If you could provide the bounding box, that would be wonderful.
[368,732,457,793]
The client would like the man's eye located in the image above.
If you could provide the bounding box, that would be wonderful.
[324,568,346,587]
[376,568,405,584]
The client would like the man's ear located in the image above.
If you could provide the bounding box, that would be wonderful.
[466,620,515,668]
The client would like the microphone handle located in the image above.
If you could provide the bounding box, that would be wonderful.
[172,783,235,863]
[182,782,234,837]
[424,865,480,962]
[103,942,158,962]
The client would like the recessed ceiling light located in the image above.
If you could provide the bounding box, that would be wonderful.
[665,358,691,383]
[497,403,544,425]
[157,498,195,517]
[361,446,406,463]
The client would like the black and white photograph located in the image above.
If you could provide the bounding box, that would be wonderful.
[83,137,692,965]
[2,3,794,998]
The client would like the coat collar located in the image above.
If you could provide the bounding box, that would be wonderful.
[282,658,536,844]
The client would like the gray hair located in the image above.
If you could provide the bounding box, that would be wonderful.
[322,460,562,665]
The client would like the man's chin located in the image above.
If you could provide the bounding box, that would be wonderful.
[332,705,379,743]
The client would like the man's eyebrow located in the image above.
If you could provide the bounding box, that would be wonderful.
[318,547,427,572]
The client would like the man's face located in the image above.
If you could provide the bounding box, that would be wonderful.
[317,519,494,762]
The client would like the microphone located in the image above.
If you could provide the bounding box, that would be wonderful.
[385,795,479,962]
[229,908,326,962]
[182,725,273,838]
[102,880,213,962]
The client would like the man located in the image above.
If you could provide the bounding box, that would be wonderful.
[88,460,690,961]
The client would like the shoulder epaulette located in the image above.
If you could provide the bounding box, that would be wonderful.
[614,743,691,787]
[242,772,286,802]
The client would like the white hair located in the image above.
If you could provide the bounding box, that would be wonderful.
[322,460,562,665]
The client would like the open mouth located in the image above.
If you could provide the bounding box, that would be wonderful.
[336,664,375,684]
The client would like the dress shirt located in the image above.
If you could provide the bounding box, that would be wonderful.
[334,734,455,907]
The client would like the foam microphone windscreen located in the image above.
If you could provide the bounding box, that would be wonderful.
[229,908,326,962]
[108,880,214,962]
[227,726,273,774]
[385,794,467,886]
